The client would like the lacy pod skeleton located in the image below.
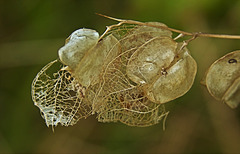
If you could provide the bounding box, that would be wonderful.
[32,19,197,128]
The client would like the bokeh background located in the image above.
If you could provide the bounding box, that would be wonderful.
[1,0,240,153]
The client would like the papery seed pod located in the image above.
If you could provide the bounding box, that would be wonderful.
[126,37,197,104]
[146,43,197,104]
[126,37,177,84]
[120,22,197,104]
[58,29,99,70]
[205,50,240,108]
[72,34,121,87]
[58,28,122,87]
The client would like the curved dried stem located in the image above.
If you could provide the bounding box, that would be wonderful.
[97,13,240,40]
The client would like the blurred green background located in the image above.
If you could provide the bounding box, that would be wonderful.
[1,0,240,153]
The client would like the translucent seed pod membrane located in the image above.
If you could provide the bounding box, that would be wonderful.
[205,50,240,109]
[32,21,198,128]
[58,29,99,70]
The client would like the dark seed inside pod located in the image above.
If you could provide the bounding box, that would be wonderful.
[228,59,237,64]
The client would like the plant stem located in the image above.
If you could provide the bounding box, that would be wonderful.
[97,13,240,40]
[196,33,240,39]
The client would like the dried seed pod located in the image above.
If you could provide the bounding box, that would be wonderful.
[58,29,99,70]
[126,37,177,84]
[205,50,240,108]
[126,37,197,104]
[117,22,197,104]
[146,44,197,104]
[72,34,121,87]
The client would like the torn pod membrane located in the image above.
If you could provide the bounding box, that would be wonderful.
[32,22,197,127]
[204,50,240,109]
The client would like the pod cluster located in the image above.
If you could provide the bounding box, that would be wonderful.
[33,21,218,128]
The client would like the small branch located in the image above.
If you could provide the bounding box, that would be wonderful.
[97,13,240,40]
[174,33,184,40]
[98,22,124,41]
[196,33,240,39]
[180,32,200,50]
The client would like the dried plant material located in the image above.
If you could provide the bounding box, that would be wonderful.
[84,23,172,126]
[145,43,197,104]
[88,80,168,127]
[205,50,240,108]
[127,37,177,84]
[31,60,92,127]
[125,28,197,104]
[72,34,121,87]
[32,17,199,128]
[58,29,99,70]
